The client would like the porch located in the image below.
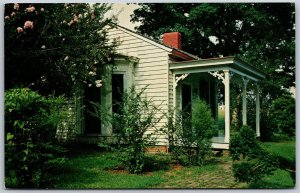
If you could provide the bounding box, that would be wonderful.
[170,56,266,149]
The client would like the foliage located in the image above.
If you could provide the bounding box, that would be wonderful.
[5,88,67,188]
[131,3,295,140]
[269,95,295,137]
[5,3,116,96]
[94,87,163,174]
[131,3,295,91]
[229,125,278,183]
[168,99,216,166]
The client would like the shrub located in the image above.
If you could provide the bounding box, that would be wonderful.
[95,87,163,174]
[229,125,278,183]
[5,88,66,188]
[169,98,216,166]
[269,95,295,137]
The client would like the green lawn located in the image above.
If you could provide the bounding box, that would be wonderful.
[6,139,296,189]
[48,150,247,189]
[50,151,165,189]
[262,140,296,164]
[250,140,296,188]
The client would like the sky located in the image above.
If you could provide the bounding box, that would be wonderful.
[106,3,141,30]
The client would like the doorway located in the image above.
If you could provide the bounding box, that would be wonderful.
[84,86,101,134]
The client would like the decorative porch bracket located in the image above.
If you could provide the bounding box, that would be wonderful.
[208,71,225,84]
[242,77,249,125]
[208,71,234,85]
[174,73,189,88]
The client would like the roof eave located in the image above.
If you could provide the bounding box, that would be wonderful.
[170,56,266,81]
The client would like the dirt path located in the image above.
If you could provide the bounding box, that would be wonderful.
[154,159,247,189]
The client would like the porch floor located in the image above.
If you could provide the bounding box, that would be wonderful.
[212,135,229,149]
[212,136,225,143]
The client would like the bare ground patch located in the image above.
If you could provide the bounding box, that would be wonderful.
[154,158,247,189]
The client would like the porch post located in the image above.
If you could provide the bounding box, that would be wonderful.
[242,77,249,125]
[215,82,219,129]
[255,83,261,137]
[173,74,176,110]
[223,70,230,143]
[101,67,113,136]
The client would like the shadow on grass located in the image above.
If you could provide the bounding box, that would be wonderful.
[247,169,295,189]
[143,154,171,172]
[275,156,296,184]
[249,179,294,189]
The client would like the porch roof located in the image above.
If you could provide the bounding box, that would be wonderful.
[169,56,266,81]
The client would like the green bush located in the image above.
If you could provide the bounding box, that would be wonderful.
[169,98,216,166]
[95,87,163,174]
[230,126,261,160]
[269,95,295,137]
[229,125,278,183]
[5,88,66,188]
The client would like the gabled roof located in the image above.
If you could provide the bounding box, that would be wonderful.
[113,24,200,61]
[110,24,265,80]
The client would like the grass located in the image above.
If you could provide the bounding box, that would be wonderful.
[48,150,247,189]
[6,139,296,189]
[261,140,295,164]
[250,139,296,189]
[49,150,165,189]
[249,169,294,188]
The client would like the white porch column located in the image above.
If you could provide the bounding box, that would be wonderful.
[101,67,113,136]
[255,83,261,137]
[242,77,249,125]
[173,74,176,110]
[224,70,230,143]
[215,82,219,129]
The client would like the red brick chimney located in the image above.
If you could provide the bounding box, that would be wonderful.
[163,32,181,49]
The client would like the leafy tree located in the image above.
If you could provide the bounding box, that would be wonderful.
[269,95,295,137]
[5,3,116,96]
[131,3,295,139]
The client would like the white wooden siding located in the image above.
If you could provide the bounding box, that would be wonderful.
[107,26,171,145]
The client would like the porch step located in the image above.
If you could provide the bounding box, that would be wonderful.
[146,146,168,154]
[212,150,223,157]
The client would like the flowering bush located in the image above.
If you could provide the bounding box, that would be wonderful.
[5,3,116,96]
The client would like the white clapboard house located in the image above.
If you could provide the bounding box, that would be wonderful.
[63,25,265,150]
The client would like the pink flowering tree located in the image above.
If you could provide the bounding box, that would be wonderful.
[5,3,116,96]
[4,3,117,188]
